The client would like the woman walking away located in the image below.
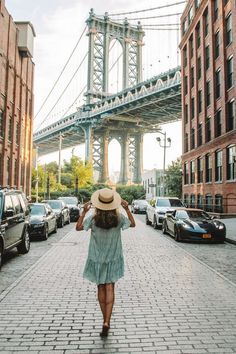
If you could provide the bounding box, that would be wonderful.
[76,188,135,337]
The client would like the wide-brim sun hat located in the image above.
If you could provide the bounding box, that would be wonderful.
[91,188,121,211]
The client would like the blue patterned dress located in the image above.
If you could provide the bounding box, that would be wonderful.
[83,214,131,285]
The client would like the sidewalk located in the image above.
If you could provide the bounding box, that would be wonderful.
[219,218,236,244]
[0,219,236,353]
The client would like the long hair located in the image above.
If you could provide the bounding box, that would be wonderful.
[94,208,119,229]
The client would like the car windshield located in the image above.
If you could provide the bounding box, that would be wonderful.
[178,210,211,220]
[60,197,77,205]
[135,200,148,206]
[47,201,62,209]
[30,205,46,216]
[156,199,183,207]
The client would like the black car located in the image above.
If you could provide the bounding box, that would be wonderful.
[43,200,70,228]
[0,188,30,270]
[131,200,148,214]
[28,203,57,240]
[162,208,226,243]
[58,197,80,222]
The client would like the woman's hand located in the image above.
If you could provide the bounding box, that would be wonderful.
[83,201,92,213]
[121,199,129,210]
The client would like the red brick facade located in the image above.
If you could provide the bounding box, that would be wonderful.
[0,0,35,196]
[180,0,236,214]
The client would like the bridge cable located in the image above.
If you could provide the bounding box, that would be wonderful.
[113,12,182,21]
[35,51,88,132]
[99,1,185,17]
[34,25,87,120]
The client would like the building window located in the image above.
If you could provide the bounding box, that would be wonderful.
[205,45,210,70]
[197,157,203,183]
[189,35,194,58]
[196,22,201,48]
[188,7,194,25]
[14,159,18,186]
[226,56,234,89]
[197,194,203,209]
[197,57,201,79]
[191,128,195,150]
[191,67,194,88]
[198,123,202,146]
[215,195,223,213]
[227,145,236,180]
[198,90,202,113]
[214,31,220,59]
[205,194,213,212]
[184,133,189,153]
[190,194,195,208]
[184,194,189,206]
[183,46,187,66]
[214,0,218,21]
[227,100,235,131]
[184,76,188,95]
[226,14,232,46]
[215,69,221,99]
[205,153,212,182]
[0,110,3,138]
[215,150,222,182]
[195,0,201,9]
[190,160,195,184]
[191,97,195,119]
[203,8,209,37]
[205,117,211,142]
[206,81,211,106]
[16,122,20,145]
[8,117,12,142]
[215,109,222,137]
[7,157,10,185]
[182,18,187,35]
[184,162,189,184]
[184,104,188,124]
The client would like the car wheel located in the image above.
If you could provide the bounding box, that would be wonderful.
[162,221,168,234]
[42,225,49,240]
[145,214,151,225]
[59,216,64,228]
[153,216,158,229]
[17,228,31,254]
[174,227,181,242]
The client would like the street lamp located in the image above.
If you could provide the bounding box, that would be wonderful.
[156,131,171,197]
[35,146,39,202]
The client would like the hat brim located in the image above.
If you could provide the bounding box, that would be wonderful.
[91,190,121,211]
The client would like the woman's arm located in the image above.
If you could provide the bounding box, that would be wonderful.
[76,202,91,231]
[121,199,136,227]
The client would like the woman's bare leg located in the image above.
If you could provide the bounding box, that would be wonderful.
[104,283,115,327]
[97,284,106,322]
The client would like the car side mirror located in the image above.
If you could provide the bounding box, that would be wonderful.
[4,209,14,218]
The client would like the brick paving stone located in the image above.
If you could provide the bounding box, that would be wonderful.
[0,218,236,353]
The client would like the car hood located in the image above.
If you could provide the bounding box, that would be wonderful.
[30,216,45,223]
[67,204,79,209]
[181,219,225,232]
[155,207,175,213]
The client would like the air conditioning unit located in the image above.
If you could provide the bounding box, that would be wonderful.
[15,21,36,58]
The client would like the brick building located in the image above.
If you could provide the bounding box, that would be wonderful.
[0,0,35,196]
[180,0,236,213]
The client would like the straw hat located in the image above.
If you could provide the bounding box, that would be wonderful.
[91,188,121,211]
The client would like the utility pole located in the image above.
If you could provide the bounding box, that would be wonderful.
[35,146,39,202]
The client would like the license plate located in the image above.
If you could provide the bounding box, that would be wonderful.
[202,233,211,239]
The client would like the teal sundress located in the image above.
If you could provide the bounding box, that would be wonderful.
[83,214,131,285]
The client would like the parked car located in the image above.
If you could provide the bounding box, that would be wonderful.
[146,197,185,229]
[0,188,30,270]
[58,197,80,221]
[43,200,70,228]
[131,199,148,214]
[28,203,57,240]
[162,208,226,243]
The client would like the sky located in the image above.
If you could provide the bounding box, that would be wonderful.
[5,0,185,174]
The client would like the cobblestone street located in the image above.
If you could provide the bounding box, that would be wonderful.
[0,217,236,353]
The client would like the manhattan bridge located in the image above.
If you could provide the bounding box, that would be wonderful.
[33,3,184,184]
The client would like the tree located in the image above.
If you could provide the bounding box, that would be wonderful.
[63,156,93,188]
[165,158,182,198]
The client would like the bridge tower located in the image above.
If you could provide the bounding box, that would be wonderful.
[84,9,145,184]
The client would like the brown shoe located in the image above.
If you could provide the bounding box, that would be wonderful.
[100,324,110,337]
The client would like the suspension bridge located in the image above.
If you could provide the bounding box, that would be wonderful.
[33,3,185,184]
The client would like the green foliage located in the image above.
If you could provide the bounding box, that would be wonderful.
[165,158,182,199]
[116,185,145,204]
